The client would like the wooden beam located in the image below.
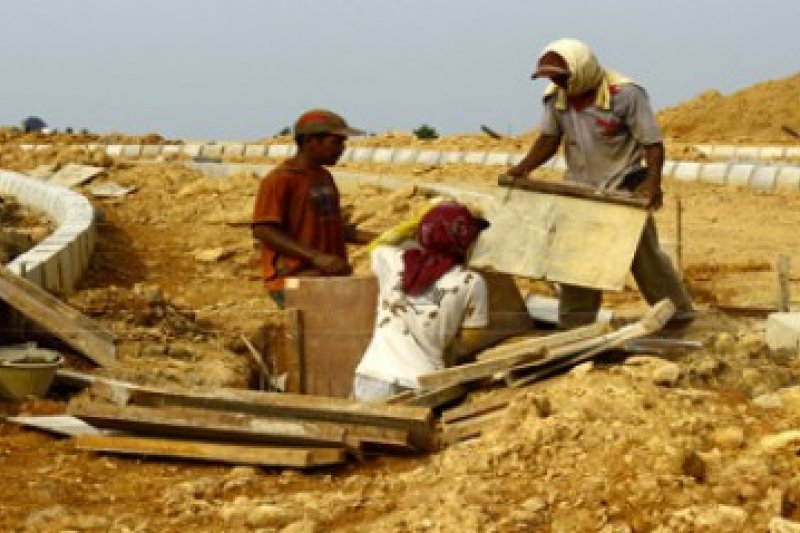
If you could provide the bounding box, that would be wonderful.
[75,435,346,468]
[0,266,116,366]
[441,399,509,426]
[69,402,349,448]
[417,348,545,390]
[778,255,791,312]
[402,384,469,409]
[5,415,111,437]
[506,299,675,388]
[419,322,611,390]
[497,175,649,209]
[441,409,506,446]
[476,322,610,361]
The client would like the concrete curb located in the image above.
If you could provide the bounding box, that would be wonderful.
[0,170,96,292]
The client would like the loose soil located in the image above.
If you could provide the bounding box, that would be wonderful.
[1,72,800,532]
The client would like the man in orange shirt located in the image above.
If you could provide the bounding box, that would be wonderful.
[252,108,372,307]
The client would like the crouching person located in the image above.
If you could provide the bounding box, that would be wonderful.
[353,201,491,401]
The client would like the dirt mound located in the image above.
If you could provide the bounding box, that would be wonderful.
[658,72,800,144]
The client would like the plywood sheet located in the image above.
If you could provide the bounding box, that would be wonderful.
[468,189,647,291]
[284,276,378,398]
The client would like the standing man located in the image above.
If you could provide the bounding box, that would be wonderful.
[252,108,370,307]
[504,38,694,329]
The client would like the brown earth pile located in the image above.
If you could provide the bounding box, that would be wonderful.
[658,72,800,144]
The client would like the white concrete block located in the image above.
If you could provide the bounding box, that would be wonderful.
[106,145,123,157]
[440,151,463,164]
[727,164,756,187]
[760,146,786,159]
[140,145,162,157]
[734,146,760,160]
[698,162,729,185]
[200,144,223,158]
[776,167,800,191]
[673,161,701,182]
[182,144,202,157]
[508,154,524,166]
[371,148,395,163]
[463,152,487,165]
[121,145,142,158]
[267,144,292,158]
[766,313,800,352]
[244,144,267,158]
[222,143,245,157]
[416,150,441,165]
[392,148,418,164]
[711,145,736,158]
[18,144,35,151]
[161,145,181,156]
[786,147,800,159]
[750,166,779,190]
[484,152,511,166]
[350,147,374,162]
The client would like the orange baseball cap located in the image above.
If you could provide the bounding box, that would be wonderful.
[293,109,365,136]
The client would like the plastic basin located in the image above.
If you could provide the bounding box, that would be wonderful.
[0,345,63,401]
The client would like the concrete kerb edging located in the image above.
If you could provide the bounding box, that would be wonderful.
[0,170,97,292]
[695,144,800,161]
[18,143,800,193]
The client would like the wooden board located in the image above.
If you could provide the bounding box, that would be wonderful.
[284,276,378,398]
[468,188,648,291]
[69,402,348,448]
[78,378,434,450]
[0,266,116,366]
[5,415,111,437]
[497,175,650,208]
[75,435,345,468]
[260,309,304,393]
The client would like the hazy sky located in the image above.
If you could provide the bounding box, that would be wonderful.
[1,1,797,141]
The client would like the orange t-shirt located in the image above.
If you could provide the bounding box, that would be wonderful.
[252,161,347,290]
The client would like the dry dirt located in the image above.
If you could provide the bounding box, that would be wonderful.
[1,72,800,532]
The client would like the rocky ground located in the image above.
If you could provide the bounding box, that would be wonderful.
[1,71,800,532]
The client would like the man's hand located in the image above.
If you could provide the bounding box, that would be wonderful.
[632,176,663,209]
[310,252,353,276]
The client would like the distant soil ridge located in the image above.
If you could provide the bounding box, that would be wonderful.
[658,71,800,144]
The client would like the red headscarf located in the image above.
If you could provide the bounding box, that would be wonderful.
[402,202,490,296]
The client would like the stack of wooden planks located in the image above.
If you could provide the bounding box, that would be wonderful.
[20,372,435,469]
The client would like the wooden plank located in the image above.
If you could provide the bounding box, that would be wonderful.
[75,435,346,468]
[441,399,509,425]
[497,175,650,208]
[284,276,378,398]
[0,266,116,366]
[418,348,545,390]
[78,379,434,450]
[441,409,506,445]
[402,384,469,409]
[778,255,791,312]
[476,322,610,361]
[419,322,611,390]
[6,415,111,437]
[69,402,348,448]
[469,186,648,291]
[507,299,675,388]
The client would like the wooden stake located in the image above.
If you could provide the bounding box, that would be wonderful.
[778,255,791,312]
[675,197,684,273]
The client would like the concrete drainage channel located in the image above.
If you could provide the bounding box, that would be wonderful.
[1,141,799,296]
